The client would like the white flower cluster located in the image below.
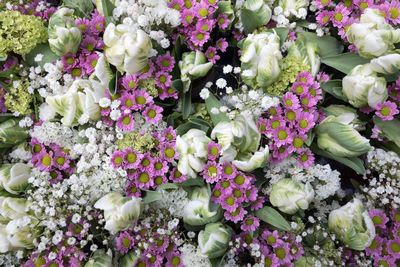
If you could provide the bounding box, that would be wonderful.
[0,250,22,267]
[179,243,211,267]
[30,121,78,151]
[263,156,341,201]
[152,188,190,218]
[113,0,181,35]
[361,148,400,209]
[272,5,308,29]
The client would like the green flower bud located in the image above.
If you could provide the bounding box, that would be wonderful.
[84,250,113,267]
[232,147,269,172]
[347,8,400,58]
[315,115,372,157]
[369,53,400,74]
[288,40,321,77]
[48,8,82,57]
[269,178,314,214]
[176,129,211,178]
[103,23,152,75]
[198,222,233,259]
[323,105,366,131]
[94,192,141,232]
[0,163,30,195]
[239,31,282,88]
[239,0,271,33]
[183,186,222,226]
[179,51,213,92]
[342,64,387,108]
[0,119,28,148]
[328,198,375,250]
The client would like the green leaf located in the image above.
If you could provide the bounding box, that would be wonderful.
[157,183,179,191]
[188,117,211,133]
[180,177,205,188]
[210,255,225,267]
[320,80,348,102]
[108,71,120,96]
[373,116,400,148]
[183,89,192,120]
[321,52,370,74]
[101,0,115,25]
[311,143,366,175]
[176,120,209,136]
[24,43,60,68]
[297,32,343,58]
[255,206,291,231]
[171,79,183,93]
[143,190,162,204]
[64,0,94,18]
[0,114,14,123]
[166,112,182,127]
[0,68,15,79]
[205,94,230,126]
[305,132,315,147]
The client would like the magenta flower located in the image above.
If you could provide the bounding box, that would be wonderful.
[270,144,290,163]
[122,74,138,91]
[190,29,210,47]
[262,230,281,248]
[116,232,135,254]
[354,0,374,11]
[111,150,125,168]
[152,158,169,176]
[133,89,153,110]
[80,36,98,52]
[282,92,300,110]
[34,150,54,172]
[194,2,212,19]
[250,196,265,211]
[221,163,237,179]
[90,14,106,35]
[296,111,315,133]
[168,0,184,10]
[375,101,399,120]
[369,209,389,229]
[291,81,310,96]
[273,126,293,147]
[267,116,285,132]
[123,148,141,168]
[30,138,45,154]
[316,10,332,26]
[386,0,400,24]
[365,236,384,256]
[273,240,292,264]
[331,3,350,28]
[136,170,154,189]
[241,215,260,231]
[76,17,90,33]
[374,255,396,267]
[116,113,135,131]
[207,142,221,160]
[53,151,70,170]
[170,168,187,182]
[119,93,136,111]
[387,238,400,259]
[288,241,304,260]
[224,206,247,223]
[160,143,179,162]
[166,251,183,267]
[201,161,222,183]
[155,71,172,89]
[216,38,228,52]
[388,83,400,101]
[61,54,78,71]
[298,149,314,168]
[181,9,195,26]
[196,19,215,33]
[138,59,155,79]
[288,133,307,153]
[84,53,99,73]
[317,72,330,83]
[163,126,177,142]
[138,153,154,172]
[217,13,230,29]
[300,93,318,108]
[263,254,280,267]
[391,209,400,223]
[371,125,387,142]
[144,104,163,124]
[156,53,175,72]
[205,46,220,63]
[316,0,331,8]
[125,181,141,197]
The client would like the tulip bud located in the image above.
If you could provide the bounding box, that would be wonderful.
[6,216,39,249]
[270,178,315,214]
[84,250,113,267]
[0,163,30,195]
[278,0,308,16]
[369,53,400,74]
[198,222,233,259]
[315,115,372,158]
[323,105,366,131]
[0,197,29,222]
[179,51,213,92]
[103,23,152,75]
[346,8,400,58]
[0,119,28,148]
[239,0,272,33]
[176,129,211,178]
[342,64,387,108]
[183,186,222,226]
[48,8,82,56]
[232,147,269,172]
[328,198,375,250]
[288,40,321,77]
[239,31,282,88]
[94,192,141,232]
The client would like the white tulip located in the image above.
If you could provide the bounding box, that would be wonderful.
[0,163,30,195]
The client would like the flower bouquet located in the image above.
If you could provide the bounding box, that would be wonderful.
[0,0,399,266]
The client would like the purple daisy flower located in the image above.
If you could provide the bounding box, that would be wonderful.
[216,38,228,52]
[288,241,304,260]
[144,104,163,125]
[33,150,54,172]
[207,142,221,160]
[241,215,260,231]
[331,3,350,28]
[133,89,153,110]
[138,59,155,79]
[291,81,310,96]
[217,13,230,29]
[282,92,300,110]
[298,149,314,168]
[123,148,141,168]
[224,206,247,223]
[296,111,315,133]
[300,93,318,108]
[387,238,400,259]
[181,9,195,26]
[366,236,384,256]
[273,126,293,147]
[116,231,135,254]
[270,144,290,163]
[166,251,184,267]
[84,53,99,73]
[262,230,281,248]
[369,209,389,229]
[122,74,139,91]
[196,19,215,33]
[191,29,210,47]
[76,17,90,33]
[288,133,307,153]
[374,255,396,267]
[125,181,141,197]
[161,143,179,162]
[80,36,98,52]
[267,116,285,132]
[61,54,78,71]
[156,53,175,72]
[90,13,106,35]
[201,161,222,183]
[136,170,154,189]
[53,151,71,170]
[169,168,187,182]
[111,150,125,168]
[375,101,399,120]
[116,113,135,131]
[221,194,239,212]
[205,46,220,63]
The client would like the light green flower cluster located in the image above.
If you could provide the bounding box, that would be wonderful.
[116,132,156,153]
[192,104,212,123]
[138,78,158,97]
[0,11,47,58]
[4,80,33,115]
[265,54,310,96]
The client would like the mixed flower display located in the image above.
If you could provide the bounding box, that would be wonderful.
[1,0,400,266]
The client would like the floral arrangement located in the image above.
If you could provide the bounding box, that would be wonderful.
[1,0,400,266]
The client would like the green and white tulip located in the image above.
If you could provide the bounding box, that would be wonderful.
[0,197,30,223]
[323,105,366,131]
[6,216,39,250]
[0,224,11,253]
[342,64,387,108]
[119,251,139,267]
[0,163,30,195]
[232,147,269,172]
[94,192,141,232]
[176,129,211,178]
[315,114,372,158]
[346,8,400,58]
[369,53,400,74]
[46,78,106,126]
[328,198,375,250]
[269,178,314,214]
[48,8,82,57]
[103,23,152,75]
[183,186,222,226]
[0,119,28,148]
[239,0,271,33]
[278,0,309,16]
[288,40,321,77]
[84,250,113,267]
[198,222,233,259]
[95,0,116,16]
[179,51,213,92]
[239,30,282,88]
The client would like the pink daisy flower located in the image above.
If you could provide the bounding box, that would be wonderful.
[267,116,285,132]
[138,153,154,172]
[264,254,280,267]
[168,0,184,11]
[300,93,318,108]
[292,81,311,94]
[354,0,374,11]
[80,36,98,52]
[368,209,389,229]
[155,72,172,89]
[116,232,135,254]
[282,92,300,110]
[61,54,78,71]
[34,150,54,172]
[387,0,400,25]
[125,181,141,197]
[316,10,332,26]
[84,53,99,74]
[371,125,387,142]
[123,148,141,168]
[216,38,228,52]
[133,89,153,110]
[332,3,350,28]
[217,13,230,29]
[221,194,239,212]
[241,215,260,231]
[317,72,330,83]
[122,74,139,91]
[191,29,210,47]
[170,168,187,182]
[136,170,154,189]
[138,59,155,79]
[365,236,384,256]
[270,144,290,163]
[224,206,247,223]
[207,142,221,160]
[153,175,168,187]
[374,255,397,267]
[273,241,292,264]
[288,133,307,153]
[53,151,70,170]
[205,46,220,63]
[160,143,179,162]
[194,2,212,19]
[166,252,184,267]
[201,161,222,183]
[163,126,177,142]
[296,111,315,133]
[387,238,400,259]
[288,241,304,260]
[258,117,268,134]
[250,196,265,211]
[181,9,195,27]
[90,14,106,35]
[116,113,135,131]
[119,93,136,111]
[75,17,90,33]
[152,158,169,176]
[298,149,314,168]
[196,19,215,33]
[375,101,399,120]
[388,83,400,101]
[156,53,175,72]
[111,150,125,168]
[315,0,331,8]
[262,230,281,248]
[144,104,163,124]
[273,126,293,147]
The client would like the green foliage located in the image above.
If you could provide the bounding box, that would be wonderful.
[63,0,94,18]
[255,206,291,231]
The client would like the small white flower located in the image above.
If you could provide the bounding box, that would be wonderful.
[205,81,213,88]
[216,78,227,88]
[199,88,210,100]
[233,67,241,74]
[34,54,44,62]
[211,107,219,114]
[223,65,233,74]
[99,98,111,108]
[226,87,233,94]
